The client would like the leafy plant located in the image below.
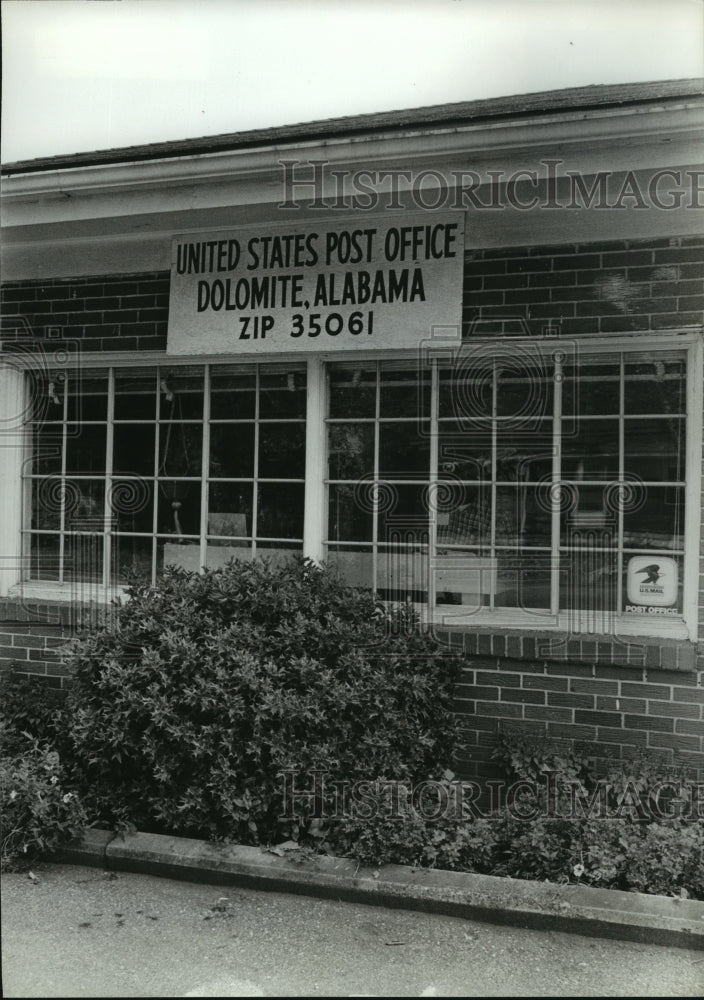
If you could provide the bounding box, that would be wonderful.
[1,740,86,870]
[337,731,704,900]
[0,667,70,757]
[65,557,461,843]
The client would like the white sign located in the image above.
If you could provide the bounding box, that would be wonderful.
[166,215,464,355]
[626,555,679,613]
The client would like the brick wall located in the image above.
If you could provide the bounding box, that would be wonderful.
[1,272,169,353]
[463,235,704,337]
[1,236,703,777]
[0,602,78,690]
[445,637,704,782]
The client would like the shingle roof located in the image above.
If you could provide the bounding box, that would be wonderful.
[3,78,703,176]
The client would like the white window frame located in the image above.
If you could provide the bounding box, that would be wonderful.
[4,331,702,643]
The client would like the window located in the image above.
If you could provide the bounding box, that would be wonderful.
[23,364,306,586]
[21,341,697,638]
[325,346,690,631]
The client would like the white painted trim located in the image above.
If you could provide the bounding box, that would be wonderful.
[683,334,704,641]
[303,357,326,563]
[26,329,703,373]
[0,360,28,596]
[4,102,702,208]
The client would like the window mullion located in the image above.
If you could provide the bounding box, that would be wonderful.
[153,368,161,584]
[489,360,497,610]
[302,357,325,563]
[252,367,260,556]
[59,374,68,584]
[199,365,210,571]
[428,359,439,613]
[103,368,115,591]
[550,351,563,617]
[616,354,625,617]
[372,363,380,596]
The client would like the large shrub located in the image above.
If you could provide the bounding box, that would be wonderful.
[66,557,461,843]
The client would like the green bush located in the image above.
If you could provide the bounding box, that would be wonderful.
[66,557,461,843]
[0,667,70,757]
[337,731,704,900]
[1,740,87,870]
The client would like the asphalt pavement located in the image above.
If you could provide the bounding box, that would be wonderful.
[2,864,703,997]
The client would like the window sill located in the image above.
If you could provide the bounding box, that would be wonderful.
[430,603,691,642]
[8,582,129,605]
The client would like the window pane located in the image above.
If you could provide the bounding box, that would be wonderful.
[29,426,62,474]
[436,485,491,547]
[439,366,492,422]
[114,370,157,420]
[256,540,303,564]
[378,422,430,476]
[496,421,554,482]
[158,537,202,575]
[495,486,551,547]
[438,422,491,481]
[377,544,428,602]
[561,419,619,478]
[31,479,60,530]
[29,534,60,581]
[257,483,304,538]
[434,550,497,607]
[208,482,253,538]
[624,356,686,414]
[65,533,103,583]
[379,369,429,418]
[494,552,552,610]
[157,482,201,536]
[259,423,305,479]
[158,423,202,477]
[159,370,204,419]
[67,372,108,422]
[210,370,256,420]
[65,425,107,474]
[328,484,372,542]
[563,359,620,416]
[209,424,254,478]
[110,479,154,533]
[328,424,374,480]
[560,549,618,614]
[378,484,429,544]
[66,479,105,527]
[205,538,253,569]
[623,486,684,550]
[496,370,553,419]
[259,370,306,419]
[329,367,376,418]
[28,373,64,423]
[113,424,155,476]
[326,544,374,588]
[624,418,685,482]
[561,495,619,547]
[111,535,153,583]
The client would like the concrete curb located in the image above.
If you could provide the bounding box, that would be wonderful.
[55,829,704,950]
